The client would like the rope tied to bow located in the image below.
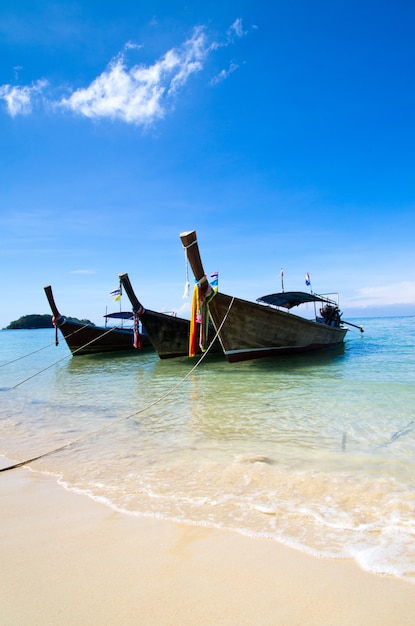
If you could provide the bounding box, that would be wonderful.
[189,275,217,356]
[51,315,65,346]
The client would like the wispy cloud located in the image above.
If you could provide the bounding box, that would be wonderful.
[69,269,96,275]
[0,21,250,125]
[346,281,415,307]
[210,62,239,86]
[227,18,247,39]
[0,79,48,116]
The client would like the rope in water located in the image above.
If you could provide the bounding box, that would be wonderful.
[0,324,101,367]
[342,419,415,452]
[8,323,131,390]
[0,340,60,367]
[0,322,92,369]
[0,298,235,473]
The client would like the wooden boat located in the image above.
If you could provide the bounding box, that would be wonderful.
[118,273,222,359]
[179,230,351,363]
[44,285,152,356]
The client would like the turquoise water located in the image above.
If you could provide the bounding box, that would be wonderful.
[1,318,415,582]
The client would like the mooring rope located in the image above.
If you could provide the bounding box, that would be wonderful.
[0,321,92,369]
[342,418,415,453]
[379,419,415,447]
[9,323,131,390]
[0,341,60,368]
[0,298,235,473]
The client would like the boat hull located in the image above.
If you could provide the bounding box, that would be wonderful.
[208,293,348,363]
[44,284,152,356]
[54,318,152,356]
[140,309,221,359]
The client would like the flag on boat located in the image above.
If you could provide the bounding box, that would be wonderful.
[110,288,121,301]
[305,272,311,286]
[210,271,219,288]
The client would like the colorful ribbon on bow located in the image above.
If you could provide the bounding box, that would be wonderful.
[189,275,217,356]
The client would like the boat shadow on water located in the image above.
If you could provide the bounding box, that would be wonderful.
[63,347,157,378]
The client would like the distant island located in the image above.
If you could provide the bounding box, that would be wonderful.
[4,314,95,330]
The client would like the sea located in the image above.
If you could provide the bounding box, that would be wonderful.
[1,317,415,583]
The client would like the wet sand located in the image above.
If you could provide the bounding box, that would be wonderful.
[1,461,415,625]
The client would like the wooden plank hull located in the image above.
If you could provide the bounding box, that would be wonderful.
[44,285,152,356]
[137,309,221,359]
[53,318,152,356]
[118,272,222,359]
[209,292,348,362]
[179,230,348,364]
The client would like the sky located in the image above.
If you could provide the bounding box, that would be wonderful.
[1,0,415,329]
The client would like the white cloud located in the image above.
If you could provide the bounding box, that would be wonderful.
[124,41,143,51]
[210,62,239,86]
[60,26,210,125]
[345,281,415,308]
[165,301,192,319]
[0,79,47,116]
[1,20,250,125]
[228,18,246,39]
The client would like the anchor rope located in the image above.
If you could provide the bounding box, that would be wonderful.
[0,322,92,368]
[0,341,59,367]
[0,297,235,473]
[9,323,130,390]
[342,418,415,454]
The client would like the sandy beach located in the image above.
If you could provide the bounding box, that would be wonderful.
[1,461,414,626]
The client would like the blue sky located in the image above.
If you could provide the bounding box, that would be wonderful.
[1,0,414,328]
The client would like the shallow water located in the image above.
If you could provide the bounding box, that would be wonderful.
[1,317,415,582]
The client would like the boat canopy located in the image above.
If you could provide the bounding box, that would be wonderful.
[257,291,333,310]
[104,311,134,320]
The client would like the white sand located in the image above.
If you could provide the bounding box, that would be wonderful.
[1,462,414,625]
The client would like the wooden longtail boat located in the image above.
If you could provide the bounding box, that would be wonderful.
[44,285,152,356]
[118,273,222,359]
[179,230,351,363]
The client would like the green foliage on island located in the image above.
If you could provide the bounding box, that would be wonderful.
[4,314,95,329]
